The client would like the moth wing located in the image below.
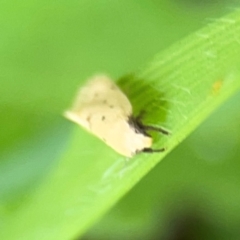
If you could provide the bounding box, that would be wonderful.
[64,75,132,131]
[64,110,90,130]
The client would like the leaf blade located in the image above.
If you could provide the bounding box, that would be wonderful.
[2,8,240,240]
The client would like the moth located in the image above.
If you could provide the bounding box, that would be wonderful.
[64,75,169,157]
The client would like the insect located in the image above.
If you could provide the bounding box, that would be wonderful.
[64,75,169,158]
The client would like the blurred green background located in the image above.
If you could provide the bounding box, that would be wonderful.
[1,0,240,239]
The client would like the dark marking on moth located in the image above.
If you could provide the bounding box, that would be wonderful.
[110,84,116,90]
[87,115,91,122]
[102,116,105,121]
[86,115,92,130]
[102,100,114,109]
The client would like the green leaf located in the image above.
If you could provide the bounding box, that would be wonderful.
[2,7,240,240]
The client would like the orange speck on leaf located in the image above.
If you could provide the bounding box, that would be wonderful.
[211,80,223,96]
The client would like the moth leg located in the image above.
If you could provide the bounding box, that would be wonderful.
[140,125,170,135]
[134,113,170,135]
[142,147,165,153]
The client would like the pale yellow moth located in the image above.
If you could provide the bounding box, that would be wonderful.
[64,75,168,157]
